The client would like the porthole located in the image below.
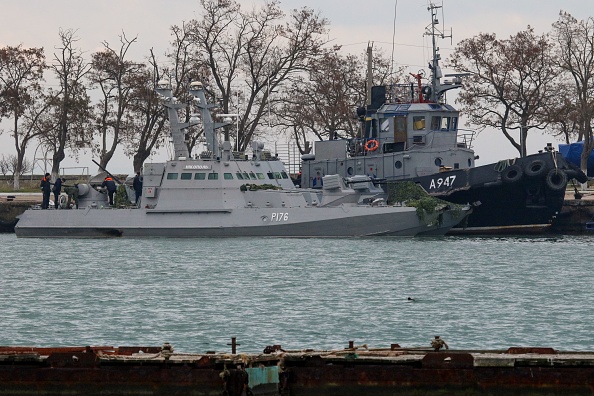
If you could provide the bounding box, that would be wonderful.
[347,166,354,175]
[395,161,402,169]
[434,157,442,167]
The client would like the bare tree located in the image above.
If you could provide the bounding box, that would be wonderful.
[6,154,32,177]
[275,46,400,153]
[88,33,145,170]
[551,12,594,173]
[180,0,329,152]
[0,155,9,181]
[0,45,47,189]
[41,29,93,179]
[123,50,168,172]
[448,28,557,157]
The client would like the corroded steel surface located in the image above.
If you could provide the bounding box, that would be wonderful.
[3,345,594,395]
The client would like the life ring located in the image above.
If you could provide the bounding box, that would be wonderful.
[545,169,567,191]
[524,159,547,178]
[501,164,523,183]
[364,140,379,152]
[58,195,68,209]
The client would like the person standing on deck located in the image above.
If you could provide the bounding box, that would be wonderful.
[101,176,117,206]
[52,177,64,208]
[40,173,51,209]
[133,171,143,206]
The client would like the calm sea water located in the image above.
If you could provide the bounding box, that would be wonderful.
[1,234,593,354]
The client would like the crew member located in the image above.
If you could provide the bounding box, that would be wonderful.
[133,171,143,206]
[52,177,64,208]
[431,335,449,352]
[40,173,51,209]
[102,176,117,206]
[64,184,79,209]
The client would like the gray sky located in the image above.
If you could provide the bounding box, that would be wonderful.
[1,0,593,174]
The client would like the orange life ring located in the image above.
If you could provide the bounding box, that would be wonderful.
[364,139,379,152]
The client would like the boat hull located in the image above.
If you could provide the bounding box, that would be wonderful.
[410,152,582,234]
[303,151,584,235]
[15,205,468,238]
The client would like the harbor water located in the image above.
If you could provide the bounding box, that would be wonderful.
[1,234,593,353]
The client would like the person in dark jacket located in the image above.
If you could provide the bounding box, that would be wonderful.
[52,177,64,208]
[101,176,117,206]
[40,173,51,209]
[132,171,143,206]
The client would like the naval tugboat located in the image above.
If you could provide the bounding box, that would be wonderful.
[15,80,469,238]
[300,3,587,235]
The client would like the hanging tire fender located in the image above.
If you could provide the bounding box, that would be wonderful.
[524,159,547,178]
[501,164,523,183]
[545,169,568,191]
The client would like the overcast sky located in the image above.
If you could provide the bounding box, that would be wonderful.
[1,0,593,174]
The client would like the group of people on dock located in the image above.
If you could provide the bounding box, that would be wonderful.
[40,171,143,209]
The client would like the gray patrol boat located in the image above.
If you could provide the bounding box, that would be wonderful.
[15,81,469,238]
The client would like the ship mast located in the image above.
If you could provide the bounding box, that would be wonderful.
[156,80,229,160]
[156,80,191,159]
[424,3,465,103]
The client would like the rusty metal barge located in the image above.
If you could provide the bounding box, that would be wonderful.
[3,342,594,395]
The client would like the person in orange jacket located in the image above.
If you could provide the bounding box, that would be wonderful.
[101,176,117,206]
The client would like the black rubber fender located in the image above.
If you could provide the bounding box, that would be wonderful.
[566,162,589,183]
[501,164,523,183]
[524,159,547,178]
[545,169,568,191]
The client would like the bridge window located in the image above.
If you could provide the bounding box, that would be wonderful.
[224,173,233,180]
[281,171,289,179]
[452,117,458,130]
[181,172,192,180]
[267,172,274,179]
[194,173,206,180]
[208,173,218,180]
[249,172,257,180]
[167,173,178,180]
[257,173,265,179]
[441,117,451,131]
[413,116,425,130]
[236,172,244,180]
[431,116,441,130]
[380,118,390,133]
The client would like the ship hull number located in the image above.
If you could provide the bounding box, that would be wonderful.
[429,175,456,190]
[271,212,289,222]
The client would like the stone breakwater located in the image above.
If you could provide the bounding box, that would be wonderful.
[0,194,40,233]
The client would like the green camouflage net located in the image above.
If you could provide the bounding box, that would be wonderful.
[386,181,465,220]
[240,184,282,192]
[114,184,130,207]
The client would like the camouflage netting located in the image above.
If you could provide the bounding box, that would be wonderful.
[240,184,282,192]
[386,181,465,220]
[114,184,130,207]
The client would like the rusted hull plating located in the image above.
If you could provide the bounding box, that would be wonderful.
[2,345,594,395]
